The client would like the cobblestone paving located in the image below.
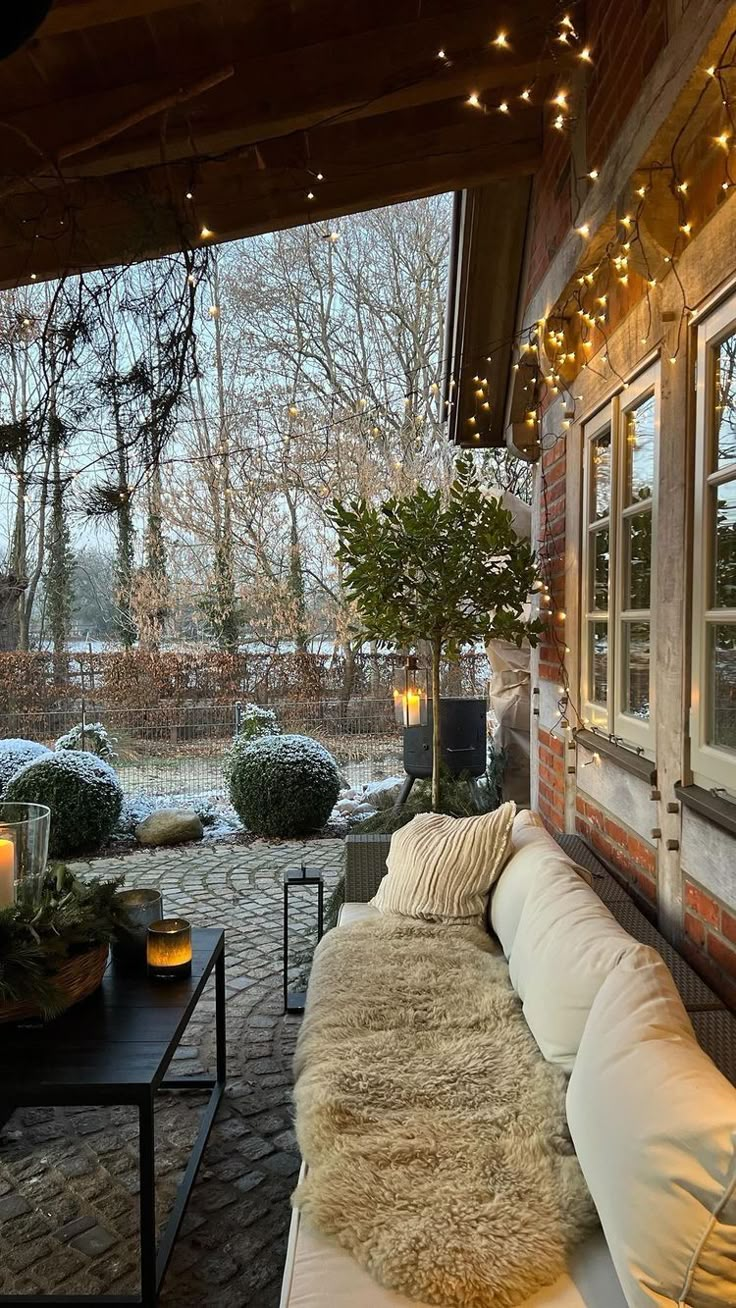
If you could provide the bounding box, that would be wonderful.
[0,839,344,1306]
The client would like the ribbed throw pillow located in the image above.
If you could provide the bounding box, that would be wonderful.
[371,802,516,924]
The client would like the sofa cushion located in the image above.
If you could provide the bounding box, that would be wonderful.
[508,866,645,1070]
[281,1171,627,1308]
[338,903,380,927]
[567,949,736,1306]
[490,813,592,960]
[371,802,515,924]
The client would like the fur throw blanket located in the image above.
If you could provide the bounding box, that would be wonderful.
[293,918,598,1308]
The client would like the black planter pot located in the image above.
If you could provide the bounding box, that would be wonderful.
[402,696,486,779]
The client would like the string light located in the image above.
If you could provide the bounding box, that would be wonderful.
[521,88,531,102]
[588,169,599,180]
[576,223,590,237]
[715,131,731,149]
[199,225,213,239]
[493,32,509,48]
[498,101,509,114]
[466,93,481,108]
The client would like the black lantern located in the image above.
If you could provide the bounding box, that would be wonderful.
[283,864,324,1014]
[393,655,428,728]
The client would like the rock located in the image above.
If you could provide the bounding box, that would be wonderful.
[335,797,362,815]
[351,802,378,817]
[135,809,204,847]
[363,777,403,810]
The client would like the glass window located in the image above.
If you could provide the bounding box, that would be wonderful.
[692,306,736,791]
[591,429,611,519]
[714,332,736,470]
[625,394,655,504]
[581,370,657,748]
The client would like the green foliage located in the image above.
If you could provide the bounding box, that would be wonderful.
[6,750,123,857]
[354,758,505,834]
[0,739,51,798]
[55,721,118,762]
[0,864,125,1016]
[328,455,543,657]
[228,732,340,837]
[224,704,280,784]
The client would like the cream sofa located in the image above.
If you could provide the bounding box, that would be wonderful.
[280,812,736,1308]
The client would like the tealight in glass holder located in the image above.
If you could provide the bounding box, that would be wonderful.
[147,918,192,980]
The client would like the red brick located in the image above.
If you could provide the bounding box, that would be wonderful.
[684,912,706,948]
[684,882,721,929]
[707,932,736,980]
[722,909,736,946]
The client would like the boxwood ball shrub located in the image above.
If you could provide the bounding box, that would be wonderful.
[229,733,340,837]
[6,750,124,857]
[0,739,51,799]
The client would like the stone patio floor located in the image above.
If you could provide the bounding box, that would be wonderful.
[0,838,345,1306]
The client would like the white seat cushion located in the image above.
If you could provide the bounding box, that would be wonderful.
[490,811,591,959]
[508,865,647,1070]
[567,949,736,1307]
[338,902,380,927]
[281,1172,627,1308]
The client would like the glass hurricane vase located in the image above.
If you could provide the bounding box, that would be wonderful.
[0,802,51,910]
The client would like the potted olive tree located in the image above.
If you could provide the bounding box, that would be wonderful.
[329,456,543,811]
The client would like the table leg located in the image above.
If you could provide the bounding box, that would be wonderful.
[317,878,324,943]
[139,1093,157,1307]
[215,943,226,1086]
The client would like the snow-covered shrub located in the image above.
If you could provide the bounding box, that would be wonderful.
[228,733,340,837]
[55,721,117,763]
[224,704,279,783]
[0,739,51,799]
[6,750,123,857]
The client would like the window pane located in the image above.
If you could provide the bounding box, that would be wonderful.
[710,624,736,751]
[591,428,611,520]
[623,510,652,610]
[625,394,655,504]
[713,480,736,609]
[590,621,608,706]
[622,621,650,720]
[714,332,736,471]
[591,526,609,610]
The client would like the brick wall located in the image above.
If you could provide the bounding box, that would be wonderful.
[575,794,657,907]
[537,726,565,831]
[683,879,736,1010]
[524,0,669,302]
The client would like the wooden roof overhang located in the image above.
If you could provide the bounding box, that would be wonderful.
[0,0,572,298]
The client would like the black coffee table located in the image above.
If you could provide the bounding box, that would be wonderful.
[0,927,226,1307]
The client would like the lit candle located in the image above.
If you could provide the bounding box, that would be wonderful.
[0,837,16,908]
[406,689,422,726]
[147,918,192,979]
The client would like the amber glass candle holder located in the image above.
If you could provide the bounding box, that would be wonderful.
[147,918,192,980]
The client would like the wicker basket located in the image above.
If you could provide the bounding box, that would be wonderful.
[0,943,109,1025]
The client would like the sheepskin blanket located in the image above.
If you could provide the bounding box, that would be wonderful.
[293,918,599,1308]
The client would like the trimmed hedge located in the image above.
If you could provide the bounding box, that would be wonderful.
[228,733,340,837]
[0,739,51,799]
[6,751,123,857]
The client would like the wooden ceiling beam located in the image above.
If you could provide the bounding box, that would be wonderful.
[3,4,570,189]
[39,0,205,36]
[0,133,541,287]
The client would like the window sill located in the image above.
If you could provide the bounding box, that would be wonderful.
[675,784,736,838]
[575,729,657,785]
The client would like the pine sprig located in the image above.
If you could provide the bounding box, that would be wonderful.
[0,864,125,1016]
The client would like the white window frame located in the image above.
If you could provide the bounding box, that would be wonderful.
[691,297,736,793]
[580,364,659,753]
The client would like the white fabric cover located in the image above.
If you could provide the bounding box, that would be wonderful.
[371,802,516,924]
[567,950,736,1307]
[281,1172,627,1308]
[490,810,590,959]
[508,866,646,1069]
[338,903,380,927]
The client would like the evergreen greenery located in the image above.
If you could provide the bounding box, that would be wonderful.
[0,864,125,1016]
[329,455,542,809]
[228,733,340,837]
[0,739,51,798]
[6,751,123,857]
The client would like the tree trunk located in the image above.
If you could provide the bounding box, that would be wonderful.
[431,635,442,811]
